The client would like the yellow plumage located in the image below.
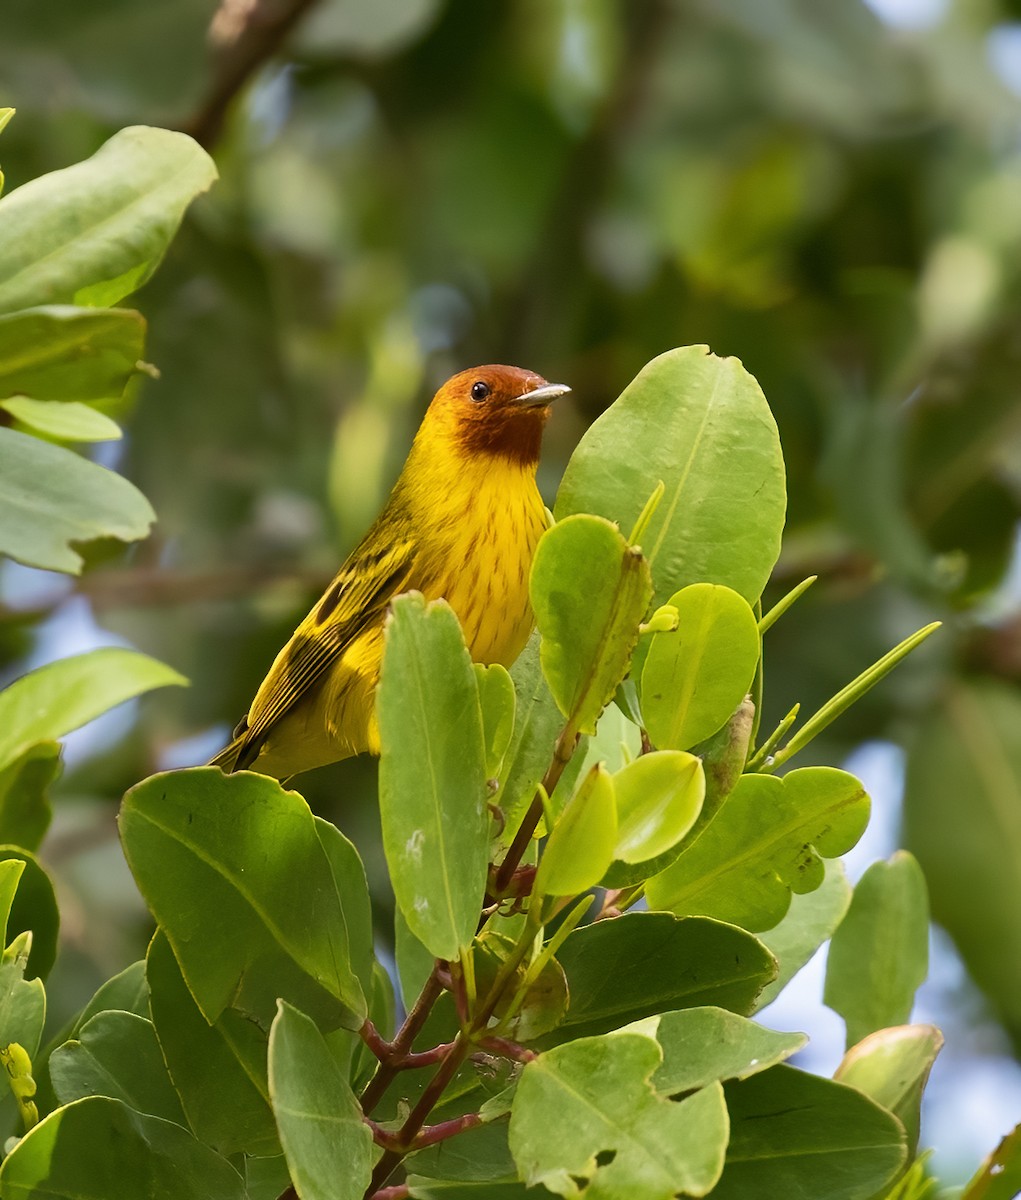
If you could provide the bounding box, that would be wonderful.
[211,365,568,779]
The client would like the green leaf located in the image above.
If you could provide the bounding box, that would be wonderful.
[0,848,59,980]
[378,594,489,962]
[146,931,279,1158]
[0,648,185,774]
[268,1001,375,1200]
[395,906,436,1013]
[555,346,786,606]
[903,681,1021,1050]
[0,426,156,573]
[767,622,940,771]
[962,1124,1021,1200]
[0,866,46,1058]
[510,1032,728,1198]
[0,741,59,852]
[0,126,217,313]
[834,1024,943,1155]
[646,768,870,931]
[406,1120,518,1184]
[535,763,617,897]
[713,1065,906,1200]
[644,1007,806,1095]
[0,1096,246,1199]
[544,913,777,1044]
[49,1011,186,1125]
[530,514,653,735]
[69,960,149,1037]
[120,767,365,1031]
[493,633,564,849]
[408,1182,532,1199]
[824,852,929,1048]
[1,397,122,442]
[603,751,704,885]
[641,583,760,751]
[0,306,146,401]
[314,817,375,1003]
[475,663,516,779]
[754,858,853,1011]
[474,932,568,1041]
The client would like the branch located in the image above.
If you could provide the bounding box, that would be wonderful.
[359,966,444,1114]
[182,0,325,149]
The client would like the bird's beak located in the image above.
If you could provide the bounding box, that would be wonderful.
[514,382,571,408]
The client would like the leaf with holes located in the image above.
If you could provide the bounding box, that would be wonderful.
[510,1031,728,1198]
[646,768,869,931]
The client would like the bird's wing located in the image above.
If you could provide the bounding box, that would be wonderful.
[233,528,417,769]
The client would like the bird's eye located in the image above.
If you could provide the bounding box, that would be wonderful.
[470,380,491,402]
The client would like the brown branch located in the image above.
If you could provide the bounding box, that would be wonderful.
[359,967,445,1115]
[182,0,325,149]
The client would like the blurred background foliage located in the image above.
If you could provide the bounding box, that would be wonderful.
[2,0,1021,1182]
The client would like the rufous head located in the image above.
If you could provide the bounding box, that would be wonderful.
[426,365,570,467]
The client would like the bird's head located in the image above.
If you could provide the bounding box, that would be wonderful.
[425,365,570,468]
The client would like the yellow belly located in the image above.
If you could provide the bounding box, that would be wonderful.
[250,472,547,778]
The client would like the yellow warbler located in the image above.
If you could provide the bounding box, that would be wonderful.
[212,365,569,778]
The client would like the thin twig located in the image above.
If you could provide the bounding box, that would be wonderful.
[359,967,444,1114]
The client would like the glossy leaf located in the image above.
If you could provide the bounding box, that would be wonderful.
[315,816,375,1003]
[769,622,941,770]
[493,633,564,849]
[1,396,122,442]
[645,1007,806,1095]
[962,1124,1021,1200]
[534,763,617,897]
[555,346,786,606]
[395,905,435,1013]
[69,960,149,1037]
[0,1096,246,1199]
[0,126,217,313]
[0,741,59,852]
[474,932,568,1041]
[475,663,516,779]
[835,1024,943,1154]
[406,1111,517,1182]
[531,514,652,735]
[49,1010,186,1125]
[824,851,929,1048]
[0,862,46,1059]
[606,750,704,882]
[268,1001,375,1200]
[0,647,186,773]
[146,931,279,1159]
[121,768,365,1031]
[0,847,59,979]
[408,1182,531,1199]
[545,913,777,1044]
[642,583,760,751]
[713,1065,906,1200]
[510,1032,728,1198]
[903,681,1021,1049]
[0,305,145,401]
[378,594,489,961]
[0,426,155,573]
[754,858,852,1011]
[646,768,870,931]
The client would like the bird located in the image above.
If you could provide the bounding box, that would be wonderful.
[211,365,570,779]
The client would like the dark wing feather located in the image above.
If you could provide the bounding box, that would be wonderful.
[230,524,417,770]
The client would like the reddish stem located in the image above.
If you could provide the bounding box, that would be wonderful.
[359,968,444,1114]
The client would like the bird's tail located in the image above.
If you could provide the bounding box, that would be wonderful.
[208,717,251,773]
[209,735,245,773]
